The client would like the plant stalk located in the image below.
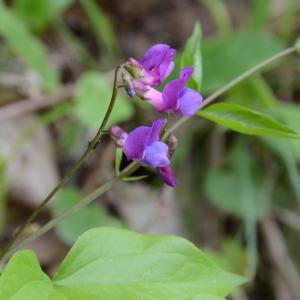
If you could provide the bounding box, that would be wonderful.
[0,66,121,261]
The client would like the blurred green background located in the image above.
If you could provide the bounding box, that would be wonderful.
[0,1,300,299]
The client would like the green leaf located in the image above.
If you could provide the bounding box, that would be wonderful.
[276,103,300,161]
[114,148,122,175]
[13,0,74,32]
[53,227,243,299]
[201,0,231,35]
[202,31,283,94]
[199,103,300,139]
[74,72,133,129]
[0,3,59,91]
[296,36,300,54]
[251,0,271,29]
[263,137,300,205]
[0,250,54,300]
[181,22,202,91]
[1,228,244,299]
[80,0,118,57]
[122,175,149,182]
[54,188,123,245]
[0,157,7,234]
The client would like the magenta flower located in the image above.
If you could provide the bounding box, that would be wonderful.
[111,119,176,187]
[139,67,203,116]
[123,44,176,89]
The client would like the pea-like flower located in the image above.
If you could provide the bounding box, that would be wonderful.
[123,44,176,91]
[111,119,176,187]
[136,66,203,116]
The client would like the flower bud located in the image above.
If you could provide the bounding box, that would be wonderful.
[110,126,128,148]
[121,69,135,98]
[123,58,145,80]
[167,135,178,157]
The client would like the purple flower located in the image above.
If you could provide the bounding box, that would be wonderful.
[140,67,203,116]
[123,44,176,90]
[111,119,176,187]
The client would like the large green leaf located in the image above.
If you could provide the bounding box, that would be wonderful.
[54,188,123,245]
[202,31,283,93]
[13,0,74,32]
[0,3,59,91]
[199,103,300,139]
[180,22,202,91]
[74,72,133,128]
[0,250,54,300]
[0,228,244,300]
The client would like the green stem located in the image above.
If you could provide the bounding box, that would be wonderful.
[2,161,138,262]
[2,45,297,262]
[164,46,297,138]
[0,66,121,261]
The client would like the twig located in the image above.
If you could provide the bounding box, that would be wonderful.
[260,217,300,298]
[274,206,300,235]
[0,84,75,122]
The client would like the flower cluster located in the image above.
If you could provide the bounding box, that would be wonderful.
[111,44,203,187]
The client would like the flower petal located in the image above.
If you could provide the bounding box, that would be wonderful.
[148,119,166,144]
[159,53,175,82]
[142,86,165,111]
[180,66,194,83]
[123,126,151,160]
[142,141,170,167]
[162,78,185,111]
[158,166,177,187]
[177,88,203,116]
[140,44,173,71]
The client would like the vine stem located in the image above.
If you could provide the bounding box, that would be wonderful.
[1,45,297,263]
[0,66,121,261]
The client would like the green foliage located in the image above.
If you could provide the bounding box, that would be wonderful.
[296,37,300,54]
[0,228,243,299]
[0,158,7,234]
[0,3,59,91]
[202,31,283,94]
[199,103,300,139]
[0,250,53,299]
[180,22,203,91]
[114,148,123,175]
[201,0,231,35]
[54,188,123,245]
[204,146,270,220]
[13,0,74,32]
[206,239,246,276]
[80,0,118,57]
[263,137,300,205]
[277,103,300,161]
[74,72,133,129]
[251,0,271,29]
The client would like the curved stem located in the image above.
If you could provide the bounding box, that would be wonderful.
[2,161,138,262]
[0,66,121,261]
[2,45,296,263]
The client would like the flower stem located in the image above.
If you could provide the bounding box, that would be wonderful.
[164,46,297,139]
[0,66,121,261]
[2,45,297,263]
[1,161,138,262]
